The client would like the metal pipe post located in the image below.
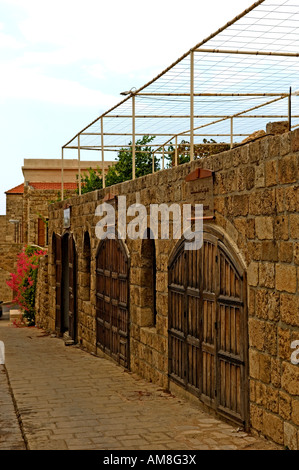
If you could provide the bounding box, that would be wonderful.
[78,134,81,196]
[61,147,64,201]
[101,117,105,188]
[190,50,194,160]
[152,149,155,174]
[132,95,136,180]
[288,87,292,131]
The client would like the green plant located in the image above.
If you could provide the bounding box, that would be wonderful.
[76,166,103,194]
[6,245,47,326]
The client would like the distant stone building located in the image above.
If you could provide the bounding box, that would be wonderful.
[0,158,114,301]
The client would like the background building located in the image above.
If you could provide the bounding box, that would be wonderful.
[0,158,114,302]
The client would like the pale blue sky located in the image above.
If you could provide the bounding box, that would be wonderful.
[0,0,254,214]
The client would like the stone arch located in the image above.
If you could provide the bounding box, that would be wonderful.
[52,231,77,342]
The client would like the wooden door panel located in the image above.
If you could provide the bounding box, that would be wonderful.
[168,233,247,426]
[168,247,186,385]
[202,350,215,401]
[68,234,76,341]
[169,334,185,384]
[187,342,200,391]
[96,239,129,368]
[219,304,242,357]
[54,234,62,332]
[38,218,45,247]
[219,360,242,418]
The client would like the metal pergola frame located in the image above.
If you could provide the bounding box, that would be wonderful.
[61,0,299,198]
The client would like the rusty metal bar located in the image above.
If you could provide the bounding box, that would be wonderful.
[103,111,290,119]
[78,134,81,196]
[61,147,64,201]
[137,92,287,97]
[101,117,105,189]
[132,94,136,180]
[288,87,292,131]
[190,50,194,160]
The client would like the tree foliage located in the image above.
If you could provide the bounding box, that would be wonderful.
[77,136,159,193]
[77,167,103,194]
[105,135,159,186]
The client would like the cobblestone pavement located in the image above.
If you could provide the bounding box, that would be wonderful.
[0,320,281,451]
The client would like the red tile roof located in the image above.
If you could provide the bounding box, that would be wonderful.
[5,182,78,194]
[5,183,24,194]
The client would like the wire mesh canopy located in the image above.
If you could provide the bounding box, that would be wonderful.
[62,0,299,193]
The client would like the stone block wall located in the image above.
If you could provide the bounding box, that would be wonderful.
[35,254,49,329]
[0,216,7,243]
[2,194,23,243]
[0,244,23,302]
[37,127,299,448]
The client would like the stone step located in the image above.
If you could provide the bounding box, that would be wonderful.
[9,310,23,320]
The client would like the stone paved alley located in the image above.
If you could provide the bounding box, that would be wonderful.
[0,320,281,451]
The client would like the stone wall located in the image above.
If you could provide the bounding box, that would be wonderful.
[35,254,49,329]
[0,184,77,304]
[3,194,23,243]
[37,127,299,448]
[0,216,7,243]
[0,194,23,301]
[0,244,23,302]
[22,186,76,246]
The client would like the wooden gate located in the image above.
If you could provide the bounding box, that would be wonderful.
[168,230,248,426]
[54,233,62,333]
[68,233,77,341]
[96,238,129,368]
[54,232,77,341]
[38,218,46,246]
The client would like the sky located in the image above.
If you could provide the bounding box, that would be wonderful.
[0,0,255,214]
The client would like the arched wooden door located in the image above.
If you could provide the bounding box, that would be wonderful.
[168,229,248,427]
[67,233,77,341]
[96,238,130,368]
[53,233,62,334]
[53,232,77,342]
